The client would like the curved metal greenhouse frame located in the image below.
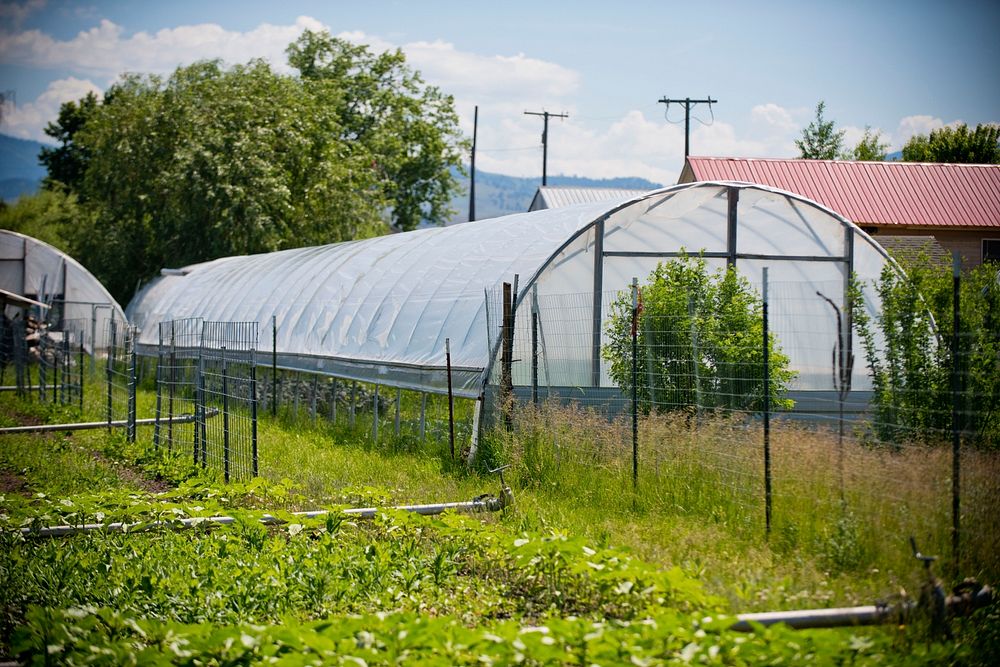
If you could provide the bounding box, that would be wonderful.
[1,230,126,351]
[127,181,897,399]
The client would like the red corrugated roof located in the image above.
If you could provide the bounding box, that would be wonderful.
[683,157,1000,228]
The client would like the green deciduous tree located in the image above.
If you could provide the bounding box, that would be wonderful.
[0,188,86,251]
[796,101,846,160]
[852,255,1000,448]
[850,126,889,161]
[71,59,392,302]
[287,29,466,232]
[901,123,1000,164]
[38,91,100,193]
[603,256,795,414]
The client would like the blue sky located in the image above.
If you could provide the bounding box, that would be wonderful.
[2,0,998,184]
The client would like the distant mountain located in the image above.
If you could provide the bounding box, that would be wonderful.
[448,169,662,223]
[0,134,47,201]
[1,133,663,216]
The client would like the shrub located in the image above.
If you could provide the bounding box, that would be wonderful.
[603,256,795,414]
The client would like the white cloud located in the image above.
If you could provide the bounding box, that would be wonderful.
[0,16,326,80]
[0,76,102,142]
[892,114,952,148]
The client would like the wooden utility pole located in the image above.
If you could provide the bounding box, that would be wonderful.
[524,110,569,185]
[657,96,717,158]
[469,105,478,222]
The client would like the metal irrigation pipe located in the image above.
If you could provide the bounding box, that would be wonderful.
[0,408,220,435]
[19,467,514,539]
[731,538,992,635]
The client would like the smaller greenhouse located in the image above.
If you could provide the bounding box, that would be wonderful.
[128,181,897,414]
[0,230,126,352]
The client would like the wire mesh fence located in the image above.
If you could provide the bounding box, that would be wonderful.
[198,321,259,483]
[483,273,999,575]
[104,318,137,441]
[1,312,87,405]
[154,318,203,457]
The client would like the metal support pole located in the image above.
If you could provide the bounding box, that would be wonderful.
[419,392,427,440]
[631,277,639,494]
[763,267,772,537]
[531,310,539,405]
[196,351,206,467]
[330,379,337,423]
[394,387,401,436]
[271,315,277,416]
[168,326,176,450]
[106,321,115,430]
[446,338,455,459]
[350,381,356,427]
[78,339,84,412]
[310,374,318,424]
[128,330,137,444]
[951,253,962,572]
[251,359,259,478]
[373,384,380,442]
[222,347,230,483]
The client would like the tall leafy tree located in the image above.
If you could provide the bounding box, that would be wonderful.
[73,59,389,302]
[287,30,466,231]
[38,91,100,193]
[796,101,846,160]
[901,123,1000,163]
[850,126,889,161]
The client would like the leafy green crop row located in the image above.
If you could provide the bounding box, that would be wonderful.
[11,604,977,666]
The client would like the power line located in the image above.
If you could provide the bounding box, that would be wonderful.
[524,110,569,186]
[657,96,717,158]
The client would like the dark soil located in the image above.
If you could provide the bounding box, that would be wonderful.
[0,469,31,496]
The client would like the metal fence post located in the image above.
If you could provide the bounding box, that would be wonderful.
[762,267,772,538]
[419,392,427,440]
[251,355,259,478]
[330,378,338,423]
[197,347,206,467]
[394,387,401,436]
[271,315,277,417]
[153,336,163,450]
[310,374,318,424]
[168,325,176,450]
[373,384,380,442]
[128,329,137,444]
[222,346,230,483]
[631,277,639,494]
[78,338,84,412]
[350,381,356,427]
[951,252,962,572]
[447,338,455,459]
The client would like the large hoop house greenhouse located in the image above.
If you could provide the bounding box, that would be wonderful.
[127,181,896,406]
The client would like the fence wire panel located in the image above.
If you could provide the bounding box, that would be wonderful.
[199,321,259,482]
[482,278,999,574]
[154,318,203,457]
[103,318,136,440]
[1,315,29,396]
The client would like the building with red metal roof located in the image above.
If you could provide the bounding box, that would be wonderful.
[680,157,1000,267]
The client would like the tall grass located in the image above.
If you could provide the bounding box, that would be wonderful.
[483,402,1000,588]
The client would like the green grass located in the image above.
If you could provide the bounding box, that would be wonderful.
[1,363,998,665]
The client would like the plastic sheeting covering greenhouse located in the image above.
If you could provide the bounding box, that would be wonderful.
[1,230,126,351]
[127,181,896,400]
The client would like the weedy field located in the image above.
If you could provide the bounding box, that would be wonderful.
[1,377,998,665]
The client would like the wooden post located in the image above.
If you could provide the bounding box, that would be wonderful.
[500,282,514,432]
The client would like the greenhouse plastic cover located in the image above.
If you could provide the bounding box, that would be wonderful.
[1,230,126,350]
[127,181,896,398]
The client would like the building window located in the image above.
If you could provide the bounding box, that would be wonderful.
[985,239,1000,264]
